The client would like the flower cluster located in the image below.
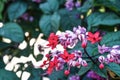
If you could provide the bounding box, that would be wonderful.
[98,45,120,69]
[40,25,103,75]
[65,0,81,11]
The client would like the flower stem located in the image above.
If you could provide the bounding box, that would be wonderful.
[84,48,96,64]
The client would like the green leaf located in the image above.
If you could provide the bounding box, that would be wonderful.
[107,63,120,76]
[39,15,51,36]
[51,12,60,31]
[78,62,92,76]
[35,54,43,61]
[49,70,65,80]
[48,0,59,12]
[95,0,120,12]
[39,13,60,36]
[0,2,4,20]
[0,22,24,43]
[0,59,5,68]
[58,9,81,31]
[77,0,94,13]
[0,42,11,50]
[0,69,20,80]
[39,0,59,14]
[27,68,43,80]
[7,1,27,21]
[101,31,120,45]
[0,2,4,12]
[92,65,107,78]
[87,12,120,30]
[39,3,51,14]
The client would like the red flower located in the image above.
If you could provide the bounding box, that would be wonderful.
[47,33,58,49]
[47,57,59,74]
[87,32,102,44]
[60,50,75,62]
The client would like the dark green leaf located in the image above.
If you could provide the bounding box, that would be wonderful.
[95,0,120,12]
[0,22,24,43]
[101,31,120,45]
[87,12,120,30]
[0,69,20,80]
[7,1,27,21]
[0,59,5,68]
[0,2,4,19]
[59,9,81,31]
[78,62,92,76]
[39,3,51,14]
[107,63,120,76]
[48,0,59,12]
[39,0,59,14]
[77,0,94,13]
[51,12,60,31]
[49,70,65,80]
[39,13,60,36]
[0,42,11,50]
[18,45,32,57]
[39,15,51,36]
[35,54,43,61]
[92,65,107,78]
[28,68,43,80]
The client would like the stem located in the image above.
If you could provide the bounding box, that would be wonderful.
[82,53,100,58]
[84,48,96,64]
[84,48,107,78]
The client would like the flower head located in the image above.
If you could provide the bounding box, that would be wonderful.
[60,50,75,62]
[47,57,59,74]
[75,1,81,8]
[65,0,74,11]
[98,45,110,54]
[87,31,102,44]
[47,33,58,49]
[58,31,78,48]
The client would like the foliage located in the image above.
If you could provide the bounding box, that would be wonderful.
[0,0,120,80]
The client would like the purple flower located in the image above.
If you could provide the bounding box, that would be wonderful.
[110,46,120,63]
[73,26,86,35]
[50,49,62,57]
[29,16,34,22]
[21,13,29,21]
[110,45,120,56]
[58,30,78,48]
[98,56,105,63]
[73,26,87,42]
[69,75,80,80]
[87,71,105,80]
[65,0,74,11]
[75,1,81,8]
[73,50,82,58]
[98,45,110,54]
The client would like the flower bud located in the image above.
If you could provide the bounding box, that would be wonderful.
[64,70,70,76]
[81,60,88,67]
[107,54,114,62]
[98,56,105,63]
[81,39,87,48]
[99,63,104,69]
